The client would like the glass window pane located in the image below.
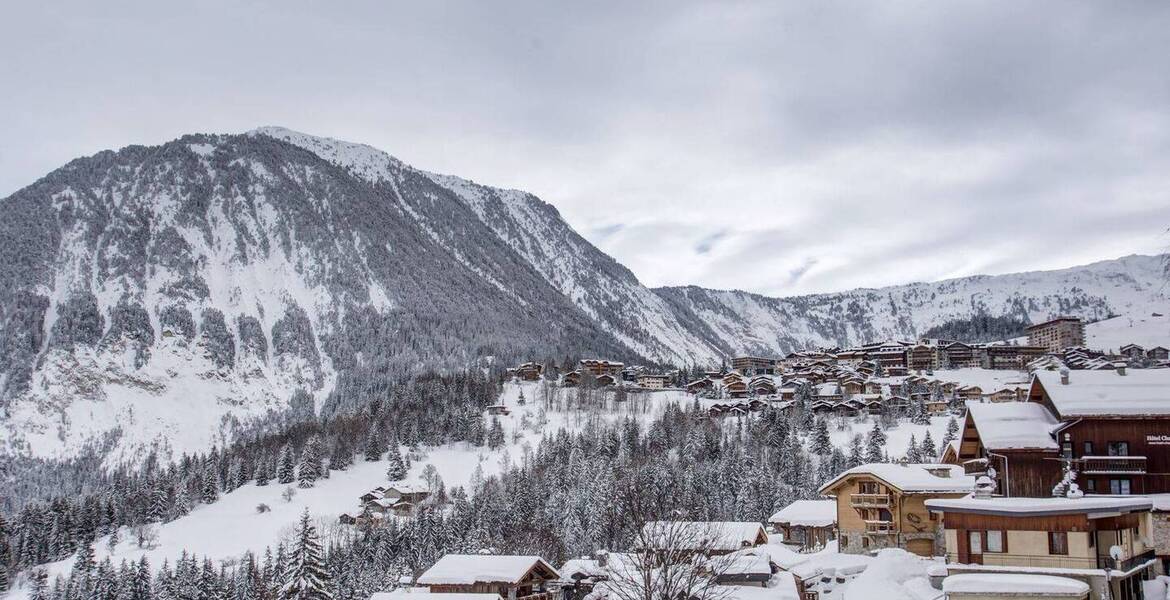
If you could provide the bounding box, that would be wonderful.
[969,531,982,554]
[986,531,1003,553]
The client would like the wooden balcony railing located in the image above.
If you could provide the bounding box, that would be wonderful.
[850,493,893,508]
[1079,456,1147,475]
[864,520,896,534]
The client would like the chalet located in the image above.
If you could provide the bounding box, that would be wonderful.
[686,377,715,394]
[945,342,982,369]
[554,558,605,600]
[907,344,940,372]
[1119,344,1145,359]
[385,483,430,504]
[724,379,749,398]
[636,373,670,389]
[840,378,865,396]
[1027,317,1086,352]
[983,344,1047,370]
[818,463,976,557]
[1148,346,1170,361]
[706,550,775,587]
[956,385,984,402]
[416,554,560,600]
[339,513,357,525]
[869,344,909,376]
[595,374,617,387]
[835,350,867,367]
[639,521,768,555]
[1029,368,1170,495]
[949,402,1062,498]
[924,396,949,415]
[814,383,843,403]
[511,362,544,381]
[578,359,624,377]
[486,403,511,416]
[769,499,837,552]
[984,386,1025,403]
[927,496,1156,600]
[561,371,581,387]
[778,385,798,402]
[731,356,779,377]
[748,376,776,396]
[856,394,883,415]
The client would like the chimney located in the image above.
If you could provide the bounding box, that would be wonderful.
[1114,362,1127,376]
[1060,368,1070,385]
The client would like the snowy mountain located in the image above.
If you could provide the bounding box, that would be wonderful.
[0,127,1165,462]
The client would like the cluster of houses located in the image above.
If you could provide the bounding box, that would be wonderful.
[340,483,431,524]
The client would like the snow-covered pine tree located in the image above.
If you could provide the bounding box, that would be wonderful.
[29,568,49,600]
[904,434,922,462]
[277,445,296,485]
[941,416,960,447]
[255,454,270,487]
[363,429,382,462]
[298,437,323,488]
[865,421,886,463]
[912,396,931,426]
[847,434,865,468]
[385,442,407,482]
[920,430,937,461]
[280,510,332,600]
[486,417,505,450]
[810,418,832,455]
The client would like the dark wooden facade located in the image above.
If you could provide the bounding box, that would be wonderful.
[1053,418,1170,495]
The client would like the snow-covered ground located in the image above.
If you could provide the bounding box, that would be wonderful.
[1084,313,1170,352]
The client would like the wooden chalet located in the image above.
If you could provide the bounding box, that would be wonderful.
[561,371,581,387]
[748,376,777,396]
[686,377,715,394]
[578,359,624,377]
[511,362,544,381]
[769,499,837,552]
[927,496,1156,600]
[416,554,560,600]
[1119,344,1145,359]
[486,403,511,416]
[1148,346,1169,361]
[637,373,670,389]
[595,374,617,387]
[944,342,982,369]
[1028,368,1170,495]
[819,463,976,557]
[949,402,1063,498]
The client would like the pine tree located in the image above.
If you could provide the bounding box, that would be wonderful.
[920,430,938,461]
[904,434,922,462]
[255,455,270,487]
[847,434,865,468]
[277,445,296,485]
[486,418,505,450]
[941,416,960,447]
[280,511,332,600]
[865,421,886,463]
[298,438,323,489]
[29,568,49,600]
[385,443,407,482]
[912,396,931,426]
[810,418,832,455]
[363,429,382,462]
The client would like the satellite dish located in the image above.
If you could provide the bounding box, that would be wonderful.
[986,467,997,479]
[1109,545,1124,562]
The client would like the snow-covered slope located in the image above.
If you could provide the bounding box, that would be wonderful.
[0,127,1165,465]
[654,254,1169,355]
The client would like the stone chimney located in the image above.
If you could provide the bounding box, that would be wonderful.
[1060,368,1070,385]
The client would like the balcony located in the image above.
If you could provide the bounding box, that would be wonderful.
[1079,456,1147,475]
[850,493,893,508]
[1105,548,1156,572]
[864,520,896,534]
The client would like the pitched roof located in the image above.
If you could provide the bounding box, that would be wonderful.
[966,402,1059,451]
[416,555,558,586]
[1033,369,1170,417]
[819,463,976,495]
[640,521,767,552]
[768,500,836,527]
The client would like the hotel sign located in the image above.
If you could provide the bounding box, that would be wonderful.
[1147,435,1170,446]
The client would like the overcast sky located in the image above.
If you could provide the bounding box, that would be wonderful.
[3,2,1169,296]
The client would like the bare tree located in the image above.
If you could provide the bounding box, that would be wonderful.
[599,468,735,600]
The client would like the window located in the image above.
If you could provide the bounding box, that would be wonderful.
[1049,532,1068,555]
[1085,478,1096,492]
[1083,441,1094,456]
[969,531,983,554]
[1108,441,1130,457]
[1110,478,1132,495]
[986,530,1005,553]
[1061,442,1073,458]
[859,481,882,494]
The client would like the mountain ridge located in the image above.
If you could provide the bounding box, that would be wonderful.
[0,127,1165,462]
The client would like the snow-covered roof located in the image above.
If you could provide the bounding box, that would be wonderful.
[819,463,976,495]
[1034,369,1170,417]
[557,558,604,582]
[966,402,1060,451]
[387,482,429,495]
[925,496,1152,516]
[768,500,836,527]
[942,573,1089,596]
[640,521,767,552]
[372,590,500,600]
[416,555,559,585]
